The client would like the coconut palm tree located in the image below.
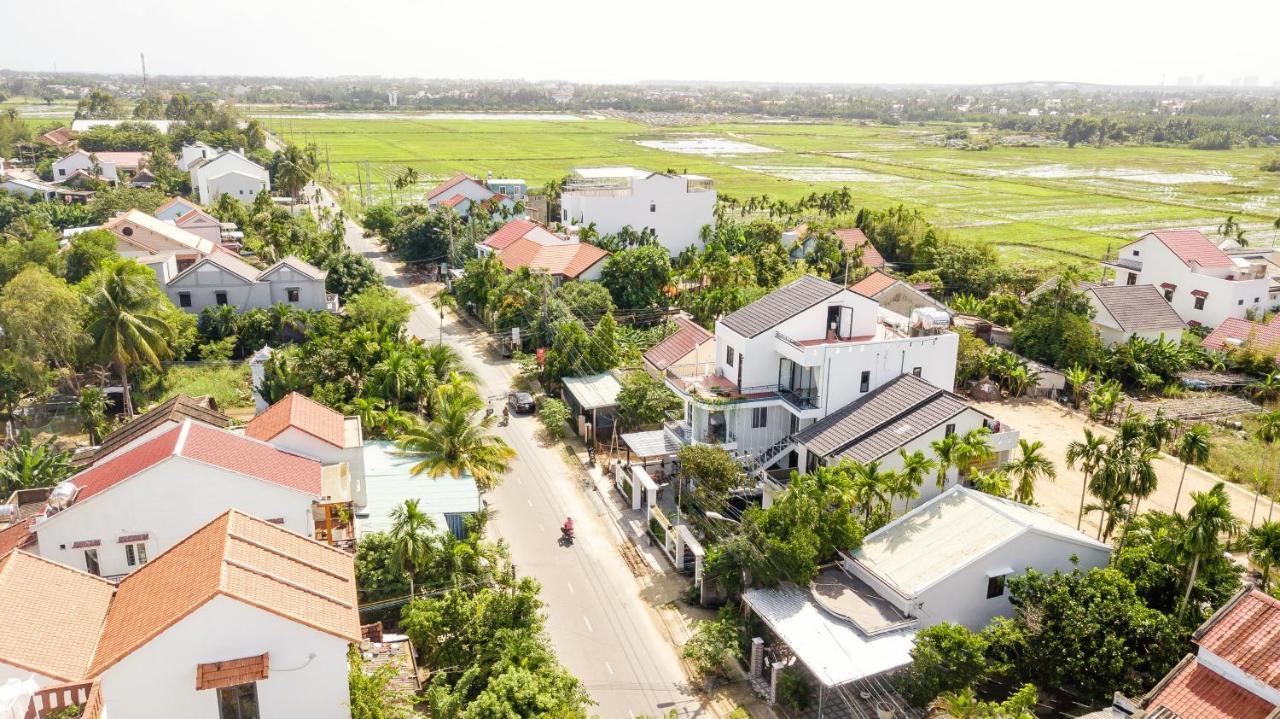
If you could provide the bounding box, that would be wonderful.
[1173,424,1212,514]
[1005,438,1057,505]
[388,498,438,599]
[1066,429,1108,529]
[971,469,1012,498]
[397,376,515,490]
[1247,520,1280,591]
[84,263,173,417]
[930,433,962,490]
[1245,469,1272,528]
[847,460,898,524]
[1176,483,1240,621]
[897,449,936,513]
[274,143,315,201]
[431,291,458,343]
[954,428,995,481]
[370,349,416,405]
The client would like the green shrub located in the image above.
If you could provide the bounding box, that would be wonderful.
[538,398,571,438]
[777,669,813,710]
[197,335,238,361]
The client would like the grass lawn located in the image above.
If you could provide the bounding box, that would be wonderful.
[260,113,1280,265]
[144,363,255,411]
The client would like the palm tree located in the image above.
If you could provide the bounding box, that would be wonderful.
[77,387,111,445]
[431,291,458,343]
[1176,483,1240,621]
[897,449,935,513]
[397,376,515,489]
[1250,372,1280,404]
[388,498,437,599]
[971,469,1012,498]
[1247,521,1280,591]
[1064,365,1091,410]
[345,396,387,437]
[84,263,173,417]
[1066,429,1107,529]
[1245,469,1272,528]
[1005,438,1057,505]
[954,428,995,481]
[1173,424,1212,514]
[370,350,415,405]
[275,143,315,201]
[847,460,898,524]
[930,433,962,490]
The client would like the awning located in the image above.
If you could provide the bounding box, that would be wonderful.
[743,584,916,688]
[562,372,623,411]
[1160,282,1176,290]
[620,430,682,459]
[196,653,269,691]
[1191,289,1209,298]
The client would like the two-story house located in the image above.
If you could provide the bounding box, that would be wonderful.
[243,392,368,509]
[661,275,959,474]
[1102,229,1271,328]
[103,208,218,280]
[52,149,149,185]
[189,150,270,205]
[424,173,517,217]
[0,509,358,719]
[165,251,337,314]
[560,166,715,255]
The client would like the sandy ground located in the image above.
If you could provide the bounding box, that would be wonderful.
[974,398,1279,539]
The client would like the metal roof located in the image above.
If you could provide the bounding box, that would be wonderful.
[620,430,683,458]
[742,583,916,688]
[562,372,623,410]
[794,374,973,462]
[720,274,843,338]
[357,441,481,536]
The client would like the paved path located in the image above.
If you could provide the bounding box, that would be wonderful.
[319,188,704,718]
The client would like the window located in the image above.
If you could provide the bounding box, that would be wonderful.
[286,287,300,303]
[912,367,922,377]
[215,291,229,306]
[650,202,656,213]
[1194,295,1206,310]
[789,413,800,435]
[124,543,147,567]
[1132,250,1140,256]
[84,549,100,576]
[1164,288,1174,302]
[751,407,768,429]
[1238,299,1245,306]
[859,371,870,393]
[58,168,67,176]
[1255,297,1261,303]
[987,574,1007,599]
[725,346,734,366]
[178,292,192,308]
[121,226,133,237]
[217,683,260,719]
[945,423,956,437]
[1126,272,1137,286]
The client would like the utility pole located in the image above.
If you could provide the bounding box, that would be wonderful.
[1100,243,1110,285]
[140,53,147,94]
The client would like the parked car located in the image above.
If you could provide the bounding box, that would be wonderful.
[507,392,535,414]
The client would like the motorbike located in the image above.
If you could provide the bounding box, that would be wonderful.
[560,524,575,545]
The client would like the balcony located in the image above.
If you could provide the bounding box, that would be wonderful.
[778,387,820,411]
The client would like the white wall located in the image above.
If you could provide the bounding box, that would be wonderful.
[53,152,117,182]
[205,172,268,205]
[562,174,714,255]
[34,457,317,578]
[166,264,265,314]
[99,595,351,719]
[1118,236,1270,328]
[261,266,329,310]
[0,663,54,687]
[429,179,493,208]
[266,426,366,508]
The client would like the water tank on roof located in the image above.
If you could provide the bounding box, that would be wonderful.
[910,308,951,335]
[47,481,78,511]
[0,503,15,523]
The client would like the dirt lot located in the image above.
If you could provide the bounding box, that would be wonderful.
[973,398,1278,539]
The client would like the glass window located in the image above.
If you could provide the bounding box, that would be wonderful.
[218,683,259,719]
[286,287,300,303]
[84,549,100,576]
[987,574,1007,599]
[649,202,656,213]
[125,543,147,567]
[725,346,734,366]
[178,292,192,308]
[1163,289,1173,302]
[751,407,767,429]
[1126,273,1137,286]
[859,371,870,393]
[1194,296,1206,310]
[215,291,229,306]
[912,367,922,377]
[1238,299,1245,306]
[945,423,956,436]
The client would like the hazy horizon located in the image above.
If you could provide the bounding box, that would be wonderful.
[3,0,1278,88]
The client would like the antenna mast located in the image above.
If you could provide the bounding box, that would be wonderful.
[140,53,148,93]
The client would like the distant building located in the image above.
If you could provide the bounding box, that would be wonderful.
[1081,283,1185,346]
[177,141,219,171]
[52,149,149,184]
[166,253,335,314]
[189,150,270,205]
[560,166,715,256]
[782,225,885,270]
[424,173,518,217]
[35,126,76,150]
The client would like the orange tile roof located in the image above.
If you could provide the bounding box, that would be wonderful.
[89,509,359,676]
[850,269,899,297]
[1147,658,1275,719]
[67,421,323,505]
[37,127,76,146]
[0,551,115,681]
[1146,229,1235,268]
[439,193,468,208]
[424,173,478,202]
[1195,589,1280,689]
[0,518,37,555]
[484,219,539,250]
[244,392,347,448]
[1202,317,1280,361]
[833,228,885,268]
[644,314,713,371]
[498,237,609,279]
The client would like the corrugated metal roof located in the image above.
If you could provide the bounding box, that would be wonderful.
[562,372,623,410]
[742,583,916,688]
[720,275,842,338]
[620,430,683,458]
[794,374,970,461]
[358,441,481,536]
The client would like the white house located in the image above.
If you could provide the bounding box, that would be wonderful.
[1102,229,1271,328]
[190,150,270,205]
[155,196,245,248]
[178,141,220,171]
[22,420,350,579]
[662,275,959,474]
[740,486,1110,711]
[52,149,149,184]
[1082,283,1185,346]
[0,509,359,719]
[165,251,335,314]
[244,392,368,510]
[786,373,1018,509]
[560,166,716,256]
[424,173,517,217]
[1122,588,1280,718]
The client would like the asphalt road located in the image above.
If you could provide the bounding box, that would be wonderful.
[327,193,704,718]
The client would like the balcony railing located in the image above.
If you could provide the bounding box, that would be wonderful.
[778,387,820,410]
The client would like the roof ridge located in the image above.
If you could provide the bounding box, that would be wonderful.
[825,381,948,457]
[222,557,353,610]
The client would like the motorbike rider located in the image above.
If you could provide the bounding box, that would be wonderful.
[562,517,574,536]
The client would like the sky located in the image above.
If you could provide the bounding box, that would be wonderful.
[3,0,1279,87]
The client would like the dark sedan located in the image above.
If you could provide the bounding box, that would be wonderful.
[507,391,536,414]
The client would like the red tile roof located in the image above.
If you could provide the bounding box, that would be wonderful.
[484,219,539,250]
[244,392,347,448]
[439,193,468,208]
[498,237,609,279]
[1195,589,1280,689]
[1146,229,1235,268]
[424,173,479,202]
[1147,659,1275,719]
[67,421,323,505]
[1201,317,1280,361]
[0,518,37,556]
[834,228,885,268]
[850,270,899,298]
[644,314,714,371]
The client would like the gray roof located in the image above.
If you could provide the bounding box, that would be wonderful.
[720,274,842,338]
[794,374,975,462]
[562,372,623,410]
[1087,285,1186,332]
[620,430,683,458]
